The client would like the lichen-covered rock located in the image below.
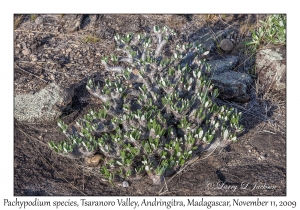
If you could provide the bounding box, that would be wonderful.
[255,45,286,96]
[212,71,253,102]
[14,83,74,124]
[207,55,239,75]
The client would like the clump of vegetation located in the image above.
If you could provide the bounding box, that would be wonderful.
[49,26,243,185]
[81,35,100,43]
[30,14,38,21]
[244,14,286,48]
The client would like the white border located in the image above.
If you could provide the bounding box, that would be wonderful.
[2,0,299,209]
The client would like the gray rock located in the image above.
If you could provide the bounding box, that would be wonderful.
[30,55,38,62]
[219,39,234,52]
[190,30,224,50]
[207,55,239,75]
[212,71,253,103]
[122,181,129,188]
[35,16,43,25]
[14,83,74,124]
[255,45,286,95]
[22,48,31,56]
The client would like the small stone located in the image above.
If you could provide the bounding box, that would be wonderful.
[22,48,31,56]
[30,55,38,62]
[132,69,139,75]
[219,39,234,52]
[90,154,102,164]
[258,155,266,161]
[122,181,129,188]
[66,48,72,53]
[50,74,55,81]
[35,17,43,25]
[84,154,102,167]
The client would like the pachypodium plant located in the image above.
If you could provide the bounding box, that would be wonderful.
[244,14,286,47]
[49,26,243,185]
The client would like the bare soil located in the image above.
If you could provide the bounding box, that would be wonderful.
[14,14,286,196]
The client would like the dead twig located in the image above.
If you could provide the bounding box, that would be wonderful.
[158,176,170,196]
[14,63,50,84]
[16,125,48,147]
[261,130,276,135]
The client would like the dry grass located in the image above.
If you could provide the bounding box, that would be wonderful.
[30,14,38,21]
[203,14,219,23]
[81,34,100,43]
[239,22,256,37]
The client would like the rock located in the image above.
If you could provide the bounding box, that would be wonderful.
[22,48,31,56]
[255,44,286,98]
[189,30,224,50]
[206,55,239,75]
[35,16,43,25]
[258,155,266,161]
[85,154,102,167]
[122,181,129,188]
[14,83,74,123]
[91,155,101,163]
[219,39,234,52]
[50,74,55,81]
[232,94,251,103]
[212,71,253,103]
[30,55,38,62]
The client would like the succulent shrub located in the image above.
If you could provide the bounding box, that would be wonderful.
[49,26,243,185]
[244,14,286,47]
